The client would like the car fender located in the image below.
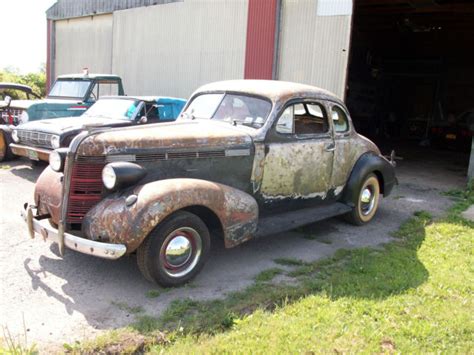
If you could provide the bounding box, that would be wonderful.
[82,178,259,253]
[341,152,397,206]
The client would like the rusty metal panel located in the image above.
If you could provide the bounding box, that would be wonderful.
[47,0,182,20]
[277,0,352,99]
[111,0,248,98]
[55,14,114,76]
[244,0,278,80]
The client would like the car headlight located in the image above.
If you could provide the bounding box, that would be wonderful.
[102,162,146,190]
[50,135,60,149]
[11,129,19,143]
[19,111,29,123]
[49,148,68,172]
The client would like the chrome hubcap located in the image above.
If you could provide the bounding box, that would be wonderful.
[160,227,202,278]
[360,187,375,216]
[361,188,372,203]
[165,236,192,268]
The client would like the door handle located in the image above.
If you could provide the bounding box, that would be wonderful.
[325,143,335,152]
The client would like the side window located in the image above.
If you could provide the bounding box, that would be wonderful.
[332,105,349,133]
[276,102,328,135]
[90,81,120,100]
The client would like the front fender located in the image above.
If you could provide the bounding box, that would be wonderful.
[341,152,397,206]
[82,178,259,253]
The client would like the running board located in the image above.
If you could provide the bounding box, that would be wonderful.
[255,202,352,238]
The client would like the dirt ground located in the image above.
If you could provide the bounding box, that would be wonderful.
[0,148,468,352]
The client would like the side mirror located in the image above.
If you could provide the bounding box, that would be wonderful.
[138,116,148,124]
[4,96,11,107]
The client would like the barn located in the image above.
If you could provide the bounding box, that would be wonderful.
[45,0,474,179]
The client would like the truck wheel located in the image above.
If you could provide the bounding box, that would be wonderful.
[137,211,210,287]
[345,173,380,226]
[0,130,14,162]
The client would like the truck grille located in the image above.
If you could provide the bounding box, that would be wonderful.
[16,130,54,148]
[66,159,105,225]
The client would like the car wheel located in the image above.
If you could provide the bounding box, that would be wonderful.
[345,173,380,226]
[137,211,210,287]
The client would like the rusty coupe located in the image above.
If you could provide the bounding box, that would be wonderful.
[22,80,396,286]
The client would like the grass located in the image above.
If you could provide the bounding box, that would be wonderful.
[145,290,161,299]
[72,182,474,353]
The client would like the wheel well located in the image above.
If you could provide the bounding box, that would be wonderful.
[373,170,385,195]
[182,205,225,246]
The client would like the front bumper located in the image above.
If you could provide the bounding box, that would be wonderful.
[21,203,127,260]
[10,143,51,162]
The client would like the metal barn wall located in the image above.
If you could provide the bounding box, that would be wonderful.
[111,0,249,98]
[277,0,352,99]
[55,14,114,77]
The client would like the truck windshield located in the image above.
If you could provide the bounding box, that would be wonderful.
[182,93,272,129]
[48,80,91,99]
[83,99,141,120]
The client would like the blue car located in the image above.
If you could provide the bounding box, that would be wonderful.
[10,96,186,162]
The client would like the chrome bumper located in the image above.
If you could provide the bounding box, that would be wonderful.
[21,204,127,260]
[10,143,51,162]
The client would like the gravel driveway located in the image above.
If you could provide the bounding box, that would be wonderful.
[0,152,467,351]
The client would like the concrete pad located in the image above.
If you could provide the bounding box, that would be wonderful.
[461,205,474,221]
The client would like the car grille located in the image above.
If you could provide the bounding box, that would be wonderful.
[66,158,105,225]
[16,130,53,148]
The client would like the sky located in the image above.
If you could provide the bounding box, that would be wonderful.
[0,0,57,74]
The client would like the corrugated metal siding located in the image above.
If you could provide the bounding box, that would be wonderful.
[55,14,114,76]
[47,0,182,20]
[277,0,352,99]
[244,0,278,79]
[112,0,248,98]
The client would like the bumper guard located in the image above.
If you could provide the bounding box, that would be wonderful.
[21,203,127,260]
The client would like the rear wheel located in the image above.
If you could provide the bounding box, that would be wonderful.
[345,173,380,225]
[137,211,210,287]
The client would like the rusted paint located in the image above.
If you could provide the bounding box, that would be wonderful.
[250,142,265,193]
[82,178,259,252]
[0,133,5,160]
[260,140,333,200]
[76,120,253,157]
[35,167,63,223]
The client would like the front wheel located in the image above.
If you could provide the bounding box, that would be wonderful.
[137,211,210,287]
[345,173,380,225]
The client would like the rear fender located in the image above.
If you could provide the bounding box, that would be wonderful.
[341,152,397,206]
[82,178,259,252]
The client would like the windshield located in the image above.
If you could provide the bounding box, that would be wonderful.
[48,80,91,98]
[182,93,272,129]
[83,99,141,120]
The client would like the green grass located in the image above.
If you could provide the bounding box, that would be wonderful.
[145,290,161,299]
[72,183,474,353]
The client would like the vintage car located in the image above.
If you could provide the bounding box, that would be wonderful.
[430,109,474,152]
[22,80,397,287]
[17,72,125,122]
[9,96,186,162]
[1,83,42,161]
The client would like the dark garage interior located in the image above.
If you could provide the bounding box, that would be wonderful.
[347,0,474,175]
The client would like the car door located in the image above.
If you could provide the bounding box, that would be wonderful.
[259,100,335,210]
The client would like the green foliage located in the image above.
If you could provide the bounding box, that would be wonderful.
[0,67,46,99]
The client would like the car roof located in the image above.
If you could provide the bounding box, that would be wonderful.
[194,80,343,104]
[56,73,122,80]
[0,82,34,93]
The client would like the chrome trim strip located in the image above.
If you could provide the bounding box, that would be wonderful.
[22,204,126,260]
[225,148,251,157]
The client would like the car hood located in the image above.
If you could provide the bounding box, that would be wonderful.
[15,116,132,136]
[9,100,35,110]
[77,120,253,156]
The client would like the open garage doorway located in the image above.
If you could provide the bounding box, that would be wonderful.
[346,0,474,180]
